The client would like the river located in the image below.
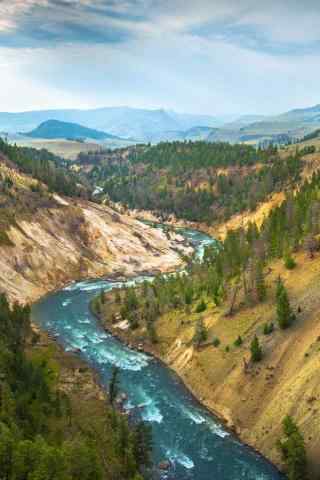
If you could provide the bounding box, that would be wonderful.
[32,227,283,480]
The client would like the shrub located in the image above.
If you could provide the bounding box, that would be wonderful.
[212,337,221,348]
[195,299,207,313]
[284,256,296,270]
[263,322,274,335]
[234,335,243,347]
[0,230,14,246]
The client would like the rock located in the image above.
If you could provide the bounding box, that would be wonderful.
[158,460,171,470]
[120,392,128,402]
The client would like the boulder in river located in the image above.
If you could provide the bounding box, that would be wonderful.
[158,460,171,471]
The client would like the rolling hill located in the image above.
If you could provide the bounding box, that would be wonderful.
[209,104,320,144]
[24,119,119,141]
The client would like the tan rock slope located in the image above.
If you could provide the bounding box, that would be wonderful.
[0,163,191,304]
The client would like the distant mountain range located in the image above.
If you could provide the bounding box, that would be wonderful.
[0,107,222,141]
[24,119,119,141]
[1,104,320,145]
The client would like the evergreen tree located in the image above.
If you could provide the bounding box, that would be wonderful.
[109,366,120,406]
[250,335,262,362]
[276,280,295,329]
[192,318,208,348]
[277,416,307,480]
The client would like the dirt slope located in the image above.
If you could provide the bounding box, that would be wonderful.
[0,163,192,304]
[154,255,320,476]
[101,251,320,478]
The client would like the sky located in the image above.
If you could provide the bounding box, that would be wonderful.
[0,0,320,115]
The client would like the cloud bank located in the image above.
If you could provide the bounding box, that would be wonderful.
[0,0,320,114]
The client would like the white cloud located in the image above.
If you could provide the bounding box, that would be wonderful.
[0,1,320,114]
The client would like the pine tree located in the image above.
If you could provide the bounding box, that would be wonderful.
[250,335,262,362]
[276,281,295,329]
[277,416,307,480]
[192,318,208,348]
[109,366,120,406]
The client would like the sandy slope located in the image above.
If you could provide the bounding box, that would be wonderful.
[0,196,192,304]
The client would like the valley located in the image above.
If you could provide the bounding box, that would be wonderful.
[1,133,320,479]
[2,2,320,479]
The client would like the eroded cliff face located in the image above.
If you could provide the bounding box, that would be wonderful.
[0,195,192,304]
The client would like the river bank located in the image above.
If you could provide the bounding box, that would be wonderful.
[90,287,287,476]
[90,298,289,478]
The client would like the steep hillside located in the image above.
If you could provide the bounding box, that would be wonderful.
[24,119,120,141]
[0,154,192,304]
[98,251,320,478]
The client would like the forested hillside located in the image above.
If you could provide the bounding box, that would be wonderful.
[0,138,91,197]
[85,141,303,224]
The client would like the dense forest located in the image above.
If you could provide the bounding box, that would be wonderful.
[86,141,303,224]
[0,294,152,480]
[0,138,92,198]
[100,167,320,337]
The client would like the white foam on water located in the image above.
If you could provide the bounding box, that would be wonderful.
[123,399,135,411]
[78,318,91,324]
[68,337,89,351]
[167,449,194,469]
[62,299,72,307]
[207,419,230,438]
[136,389,163,423]
[89,332,109,344]
[80,284,108,292]
[72,329,86,339]
[64,280,112,293]
[141,402,163,423]
[63,325,72,330]
[64,280,89,292]
[180,405,206,424]
[94,344,149,371]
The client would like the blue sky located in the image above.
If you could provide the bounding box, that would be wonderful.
[0,0,320,115]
